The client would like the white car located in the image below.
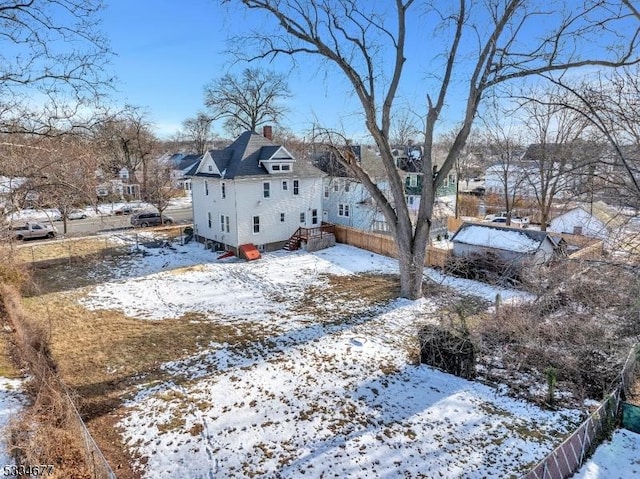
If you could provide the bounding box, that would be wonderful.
[53,209,88,221]
[484,213,530,226]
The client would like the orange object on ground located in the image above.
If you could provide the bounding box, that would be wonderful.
[238,243,261,261]
[217,251,235,259]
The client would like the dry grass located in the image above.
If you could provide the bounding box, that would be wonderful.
[4,237,120,264]
[293,273,400,321]
[4,225,187,265]
[21,293,270,479]
[16,256,418,478]
[22,293,268,398]
[0,322,19,378]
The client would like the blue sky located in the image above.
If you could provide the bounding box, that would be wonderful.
[99,1,638,141]
[100,0,366,139]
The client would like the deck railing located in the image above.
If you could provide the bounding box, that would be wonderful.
[297,222,335,239]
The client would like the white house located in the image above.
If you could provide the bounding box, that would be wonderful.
[451,223,563,265]
[316,146,392,232]
[549,202,625,240]
[187,129,326,254]
[169,153,202,192]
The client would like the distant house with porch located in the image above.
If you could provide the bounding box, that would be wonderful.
[450,223,564,266]
[187,127,327,255]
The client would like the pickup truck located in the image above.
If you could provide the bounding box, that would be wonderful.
[12,222,58,240]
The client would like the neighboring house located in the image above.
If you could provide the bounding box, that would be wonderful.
[315,146,391,232]
[549,201,626,239]
[170,153,202,191]
[187,128,326,254]
[485,143,598,200]
[392,144,457,213]
[484,164,536,197]
[450,222,564,265]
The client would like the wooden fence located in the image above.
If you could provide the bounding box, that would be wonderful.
[333,225,451,268]
[522,343,639,479]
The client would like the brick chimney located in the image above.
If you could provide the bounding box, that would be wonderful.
[263,125,273,141]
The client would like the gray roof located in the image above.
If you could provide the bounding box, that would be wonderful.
[176,154,202,172]
[313,145,388,180]
[189,131,324,180]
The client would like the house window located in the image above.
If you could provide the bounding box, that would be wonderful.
[219,215,230,233]
[324,186,329,198]
[282,164,290,171]
[312,209,318,225]
[205,181,209,196]
[280,213,285,222]
[253,215,260,234]
[344,180,350,192]
[338,203,350,217]
[293,180,299,195]
[272,164,281,171]
[208,164,213,172]
[300,212,305,223]
[221,182,226,199]
[263,182,270,198]
[333,182,339,192]
[282,180,288,191]
[409,175,417,187]
[208,212,212,228]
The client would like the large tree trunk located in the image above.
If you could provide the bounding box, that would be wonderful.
[396,230,429,299]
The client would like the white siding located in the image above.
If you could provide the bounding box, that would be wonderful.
[192,175,324,249]
[234,177,323,246]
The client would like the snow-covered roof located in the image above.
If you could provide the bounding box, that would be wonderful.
[451,223,557,254]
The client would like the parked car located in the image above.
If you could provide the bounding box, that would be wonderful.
[114,205,138,215]
[485,214,530,227]
[52,209,88,221]
[12,222,57,240]
[130,212,174,227]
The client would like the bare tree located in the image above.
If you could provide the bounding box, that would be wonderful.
[517,93,592,230]
[0,132,100,233]
[204,67,290,136]
[144,157,177,222]
[230,0,640,299]
[543,67,640,207]
[93,106,157,198]
[391,109,421,147]
[0,0,111,135]
[479,113,527,225]
[182,112,214,155]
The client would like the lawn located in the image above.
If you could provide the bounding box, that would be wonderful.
[23,236,582,478]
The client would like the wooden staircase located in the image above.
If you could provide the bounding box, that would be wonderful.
[283,227,303,251]
[283,223,336,252]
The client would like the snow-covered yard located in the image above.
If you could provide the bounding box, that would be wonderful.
[573,428,640,479]
[72,241,583,478]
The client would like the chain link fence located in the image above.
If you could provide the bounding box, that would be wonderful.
[522,343,639,479]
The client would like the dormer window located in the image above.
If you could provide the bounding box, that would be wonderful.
[267,162,292,173]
